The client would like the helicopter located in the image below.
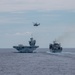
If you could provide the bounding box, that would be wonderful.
[33,22,40,26]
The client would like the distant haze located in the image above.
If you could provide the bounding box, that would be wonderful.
[0,0,75,48]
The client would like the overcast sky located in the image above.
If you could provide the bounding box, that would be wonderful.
[0,0,75,48]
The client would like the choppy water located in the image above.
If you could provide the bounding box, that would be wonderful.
[0,48,75,75]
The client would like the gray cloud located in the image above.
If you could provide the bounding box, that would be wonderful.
[5,32,32,36]
[0,0,75,12]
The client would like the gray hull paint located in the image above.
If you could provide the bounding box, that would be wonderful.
[13,46,39,53]
[13,37,39,53]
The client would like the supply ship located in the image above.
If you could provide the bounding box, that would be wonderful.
[49,41,62,53]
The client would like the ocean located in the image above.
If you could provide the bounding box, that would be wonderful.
[0,48,75,75]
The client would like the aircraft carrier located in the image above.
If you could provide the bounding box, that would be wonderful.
[13,37,39,53]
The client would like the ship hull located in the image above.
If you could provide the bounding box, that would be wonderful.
[50,48,62,53]
[13,46,39,53]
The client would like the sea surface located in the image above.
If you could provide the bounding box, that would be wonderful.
[0,48,75,75]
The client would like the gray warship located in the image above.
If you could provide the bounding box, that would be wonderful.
[49,41,62,53]
[13,37,39,53]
